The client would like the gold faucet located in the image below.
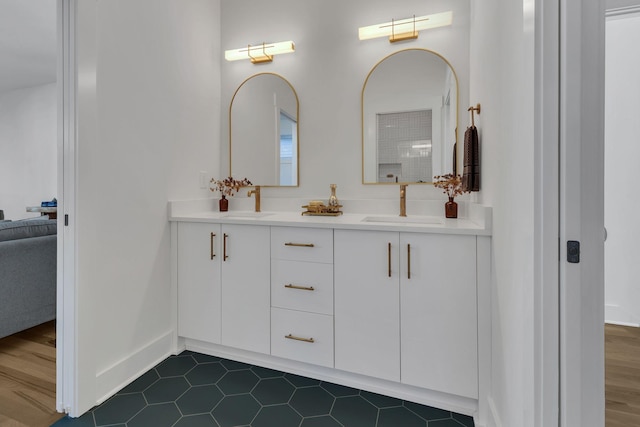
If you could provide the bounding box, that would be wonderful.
[399,184,407,217]
[247,186,261,212]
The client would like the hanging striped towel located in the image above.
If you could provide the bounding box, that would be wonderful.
[462,125,480,192]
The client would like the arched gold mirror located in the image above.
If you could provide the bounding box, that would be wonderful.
[362,49,458,184]
[230,73,299,186]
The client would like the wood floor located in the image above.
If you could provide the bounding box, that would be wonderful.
[0,321,638,426]
[606,323,640,427]
[0,321,63,427]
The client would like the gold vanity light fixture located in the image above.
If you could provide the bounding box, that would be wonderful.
[358,11,453,43]
[224,41,295,64]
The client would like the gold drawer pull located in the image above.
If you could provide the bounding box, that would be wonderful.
[284,242,315,248]
[285,334,315,343]
[407,243,411,279]
[223,233,229,261]
[388,242,392,277]
[284,284,315,291]
[210,233,216,259]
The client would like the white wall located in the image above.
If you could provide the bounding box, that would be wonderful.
[604,12,640,325]
[470,1,535,426]
[74,0,221,411]
[220,0,470,203]
[0,83,56,220]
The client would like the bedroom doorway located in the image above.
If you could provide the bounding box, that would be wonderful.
[0,0,60,425]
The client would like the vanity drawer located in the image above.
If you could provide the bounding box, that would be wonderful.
[271,307,334,368]
[271,260,333,315]
[271,227,333,263]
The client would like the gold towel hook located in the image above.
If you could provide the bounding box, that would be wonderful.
[468,103,481,127]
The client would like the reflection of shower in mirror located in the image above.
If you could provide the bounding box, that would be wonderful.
[363,49,458,184]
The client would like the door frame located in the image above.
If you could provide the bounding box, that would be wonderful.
[56,0,77,414]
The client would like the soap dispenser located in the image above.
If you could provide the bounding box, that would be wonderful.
[328,184,339,207]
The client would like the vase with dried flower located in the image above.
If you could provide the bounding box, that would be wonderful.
[433,174,468,218]
[210,177,252,212]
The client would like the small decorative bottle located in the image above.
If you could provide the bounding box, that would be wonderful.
[328,184,339,210]
[219,194,229,212]
[445,197,458,218]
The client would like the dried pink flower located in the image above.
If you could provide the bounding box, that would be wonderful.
[433,174,468,199]
[210,177,252,197]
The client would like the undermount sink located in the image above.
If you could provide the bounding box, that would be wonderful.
[221,212,273,219]
[361,215,443,225]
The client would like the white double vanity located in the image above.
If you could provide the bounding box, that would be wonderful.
[170,203,492,421]
[171,13,492,421]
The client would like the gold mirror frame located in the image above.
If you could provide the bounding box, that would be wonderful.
[230,72,300,187]
[361,48,460,185]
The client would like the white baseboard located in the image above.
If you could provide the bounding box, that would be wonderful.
[95,330,174,404]
[486,396,503,427]
[605,304,640,327]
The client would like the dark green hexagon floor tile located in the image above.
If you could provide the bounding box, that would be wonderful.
[429,419,473,427]
[252,377,295,405]
[185,362,227,386]
[300,415,343,427]
[93,393,146,425]
[219,359,251,371]
[173,413,219,427]
[191,353,222,364]
[50,413,96,427]
[217,370,259,394]
[176,384,224,415]
[404,401,452,421]
[377,406,427,427]
[155,355,197,377]
[452,412,475,427]
[252,404,302,427]
[320,381,360,397]
[290,386,335,417]
[50,352,475,427]
[284,372,321,387]
[211,394,260,427]
[143,377,190,404]
[360,390,402,409]
[331,396,379,427]
[127,402,181,427]
[251,365,285,379]
[118,369,159,394]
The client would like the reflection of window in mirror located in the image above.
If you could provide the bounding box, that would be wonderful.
[279,111,297,186]
[376,110,432,183]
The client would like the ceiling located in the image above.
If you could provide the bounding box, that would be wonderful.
[0,0,57,94]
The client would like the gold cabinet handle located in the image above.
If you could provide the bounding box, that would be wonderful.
[210,233,216,259]
[388,242,392,277]
[285,334,315,343]
[284,284,315,291]
[407,243,411,279]
[284,242,315,248]
[223,233,229,261]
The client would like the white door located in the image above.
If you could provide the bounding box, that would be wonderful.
[177,222,221,343]
[334,229,400,382]
[559,0,606,424]
[220,224,270,353]
[399,233,477,398]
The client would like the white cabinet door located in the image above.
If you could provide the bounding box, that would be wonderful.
[334,229,400,382]
[177,222,221,343]
[400,233,478,398]
[221,224,270,354]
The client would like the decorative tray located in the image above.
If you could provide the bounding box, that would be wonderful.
[301,205,343,216]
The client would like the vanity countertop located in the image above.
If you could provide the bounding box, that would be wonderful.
[170,210,491,236]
